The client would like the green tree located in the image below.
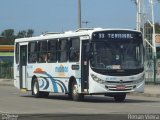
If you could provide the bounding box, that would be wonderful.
[16,29,34,38]
[17,30,27,38]
[27,29,34,37]
[1,29,15,40]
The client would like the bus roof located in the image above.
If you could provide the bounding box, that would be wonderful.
[15,28,141,43]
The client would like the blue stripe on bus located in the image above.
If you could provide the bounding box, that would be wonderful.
[55,80,67,93]
[39,78,45,88]
[44,73,58,92]
[36,72,68,93]
[43,77,50,90]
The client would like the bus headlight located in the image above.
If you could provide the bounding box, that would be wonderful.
[91,74,105,84]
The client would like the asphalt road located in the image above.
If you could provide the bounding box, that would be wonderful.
[0,86,160,119]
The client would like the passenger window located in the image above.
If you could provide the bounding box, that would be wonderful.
[58,39,68,62]
[38,41,47,63]
[48,40,57,62]
[69,38,80,62]
[28,42,37,63]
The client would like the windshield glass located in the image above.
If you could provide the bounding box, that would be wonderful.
[90,40,143,70]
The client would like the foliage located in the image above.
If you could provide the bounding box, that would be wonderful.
[0,29,34,45]
[27,29,34,37]
[1,29,15,40]
[17,29,34,38]
[1,29,34,39]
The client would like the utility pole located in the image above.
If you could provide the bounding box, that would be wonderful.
[78,0,82,28]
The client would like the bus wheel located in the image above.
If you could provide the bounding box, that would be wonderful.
[114,93,126,102]
[32,79,42,98]
[71,81,84,101]
[32,78,49,98]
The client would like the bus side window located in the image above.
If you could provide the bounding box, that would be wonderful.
[28,42,37,63]
[38,41,47,63]
[69,38,80,62]
[48,40,57,62]
[58,39,68,62]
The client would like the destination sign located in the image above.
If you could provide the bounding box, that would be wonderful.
[92,31,142,40]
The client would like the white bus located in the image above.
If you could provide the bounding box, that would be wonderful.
[14,28,144,102]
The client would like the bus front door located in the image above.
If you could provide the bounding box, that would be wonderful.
[81,40,89,92]
[19,45,27,89]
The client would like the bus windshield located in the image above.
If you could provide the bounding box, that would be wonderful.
[90,40,144,70]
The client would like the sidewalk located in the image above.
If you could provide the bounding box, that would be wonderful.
[129,84,160,98]
[0,79,13,86]
[0,79,160,97]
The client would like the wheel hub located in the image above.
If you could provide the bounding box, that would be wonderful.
[33,82,38,94]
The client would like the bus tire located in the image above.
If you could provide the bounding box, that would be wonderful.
[114,93,126,102]
[32,78,49,98]
[71,81,84,101]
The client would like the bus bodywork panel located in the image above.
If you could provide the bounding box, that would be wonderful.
[88,67,144,94]
[28,63,81,93]
[14,62,82,93]
[14,28,145,100]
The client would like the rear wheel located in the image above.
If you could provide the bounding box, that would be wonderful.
[32,78,49,98]
[114,93,126,102]
[71,81,84,101]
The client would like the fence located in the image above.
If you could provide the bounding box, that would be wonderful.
[145,53,160,84]
[0,63,13,79]
[0,56,160,83]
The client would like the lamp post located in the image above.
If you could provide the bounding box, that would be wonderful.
[78,0,82,28]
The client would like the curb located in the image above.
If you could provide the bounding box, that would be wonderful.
[128,92,160,98]
[0,79,13,86]
[0,82,13,86]
[0,83,13,86]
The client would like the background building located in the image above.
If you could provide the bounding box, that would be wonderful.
[0,45,14,64]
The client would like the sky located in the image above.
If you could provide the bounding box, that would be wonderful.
[0,0,159,36]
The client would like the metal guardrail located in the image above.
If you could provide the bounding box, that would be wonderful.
[145,53,160,84]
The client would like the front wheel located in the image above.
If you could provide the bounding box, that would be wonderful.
[71,81,84,101]
[114,93,126,102]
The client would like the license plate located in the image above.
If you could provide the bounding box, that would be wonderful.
[116,85,125,90]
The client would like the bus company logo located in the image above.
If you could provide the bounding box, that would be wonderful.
[55,64,68,77]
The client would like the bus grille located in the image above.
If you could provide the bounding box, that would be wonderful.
[105,85,134,91]
[106,80,133,84]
